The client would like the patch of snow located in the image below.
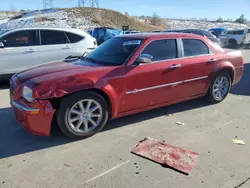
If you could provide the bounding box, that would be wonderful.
[0,10,98,32]
[163,19,248,30]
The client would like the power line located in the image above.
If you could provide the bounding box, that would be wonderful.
[43,0,54,9]
[78,0,99,7]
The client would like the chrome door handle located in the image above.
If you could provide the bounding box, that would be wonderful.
[169,64,181,69]
[208,59,217,63]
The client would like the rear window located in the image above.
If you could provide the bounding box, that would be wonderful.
[40,30,67,45]
[183,39,210,57]
[203,31,216,38]
[65,32,84,43]
[191,30,204,36]
[227,30,245,35]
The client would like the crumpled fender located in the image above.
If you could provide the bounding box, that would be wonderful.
[33,76,95,99]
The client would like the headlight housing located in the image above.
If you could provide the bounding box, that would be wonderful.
[22,86,34,102]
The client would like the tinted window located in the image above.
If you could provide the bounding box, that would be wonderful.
[227,30,244,35]
[190,30,204,36]
[183,39,209,57]
[142,39,177,61]
[40,30,67,45]
[85,38,141,66]
[1,30,38,47]
[203,31,216,38]
[66,32,84,43]
[248,29,250,33]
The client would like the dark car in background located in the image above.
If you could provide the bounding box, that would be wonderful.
[164,29,221,46]
[208,28,227,38]
[91,27,121,45]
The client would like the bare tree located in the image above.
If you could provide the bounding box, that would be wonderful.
[151,12,161,25]
[235,14,247,24]
[216,17,223,22]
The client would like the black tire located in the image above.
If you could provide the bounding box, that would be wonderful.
[56,91,109,139]
[207,71,231,104]
[228,39,238,49]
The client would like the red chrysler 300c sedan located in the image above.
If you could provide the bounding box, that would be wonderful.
[10,33,244,139]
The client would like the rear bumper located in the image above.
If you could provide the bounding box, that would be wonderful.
[12,99,55,136]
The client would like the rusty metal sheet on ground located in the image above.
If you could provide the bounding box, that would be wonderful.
[131,137,199,174]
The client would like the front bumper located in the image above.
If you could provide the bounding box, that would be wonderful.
[12,99,55,136]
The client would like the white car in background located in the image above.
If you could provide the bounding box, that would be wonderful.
[220,28,250,48]
[0,27,97,79]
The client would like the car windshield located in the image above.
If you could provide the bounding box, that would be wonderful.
[84,38,142,66]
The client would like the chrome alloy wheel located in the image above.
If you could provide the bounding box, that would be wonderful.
[212,76,230,101]
[67,99,103,133]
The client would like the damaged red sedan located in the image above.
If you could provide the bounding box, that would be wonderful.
[10,33,244,139]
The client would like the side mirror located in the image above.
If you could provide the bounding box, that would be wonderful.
[136,54,153,64]
[0,42,4,48]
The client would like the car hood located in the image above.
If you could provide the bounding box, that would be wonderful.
[16,60,117,87]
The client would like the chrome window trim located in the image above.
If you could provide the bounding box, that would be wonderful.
[132,37,215,67]
[126,76,208,94]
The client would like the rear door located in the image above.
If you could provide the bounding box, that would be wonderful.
[178,38,214,98]
[0,29,39,74]
[35,29,73,64]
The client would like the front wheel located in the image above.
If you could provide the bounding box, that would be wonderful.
[208,72,231,103]
[56,91,109,139]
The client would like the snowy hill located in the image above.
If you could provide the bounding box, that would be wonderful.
[0,8,164,33]
[0,8,248,34]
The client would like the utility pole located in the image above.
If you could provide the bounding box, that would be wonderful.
[43,0,53,9]
[78,0,86,7]
[78,0,99,7]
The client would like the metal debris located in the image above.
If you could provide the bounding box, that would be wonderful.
[175,122,185,126]
[131,137,199,174]
[232,139,246,145]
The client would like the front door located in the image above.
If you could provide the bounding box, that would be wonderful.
[0,30,40,75]
[118,39,183,113]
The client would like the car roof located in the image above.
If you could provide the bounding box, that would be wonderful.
[116,32,204,40]
[0,26,91,37]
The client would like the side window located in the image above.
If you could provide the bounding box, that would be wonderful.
[1,30,37,47]
[248,29,250,33]
[142,39,178,62]
[65,32,84,43]
[203,31,215,38]
[40,30,67,45]
[183,39,209,57]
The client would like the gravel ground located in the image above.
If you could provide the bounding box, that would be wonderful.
[0,50,250,188]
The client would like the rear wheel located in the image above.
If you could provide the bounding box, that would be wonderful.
[228,39,238,49]
[56,91,109,139]
[207,71,231,103]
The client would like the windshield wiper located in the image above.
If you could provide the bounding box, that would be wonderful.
[80,52,87,60]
